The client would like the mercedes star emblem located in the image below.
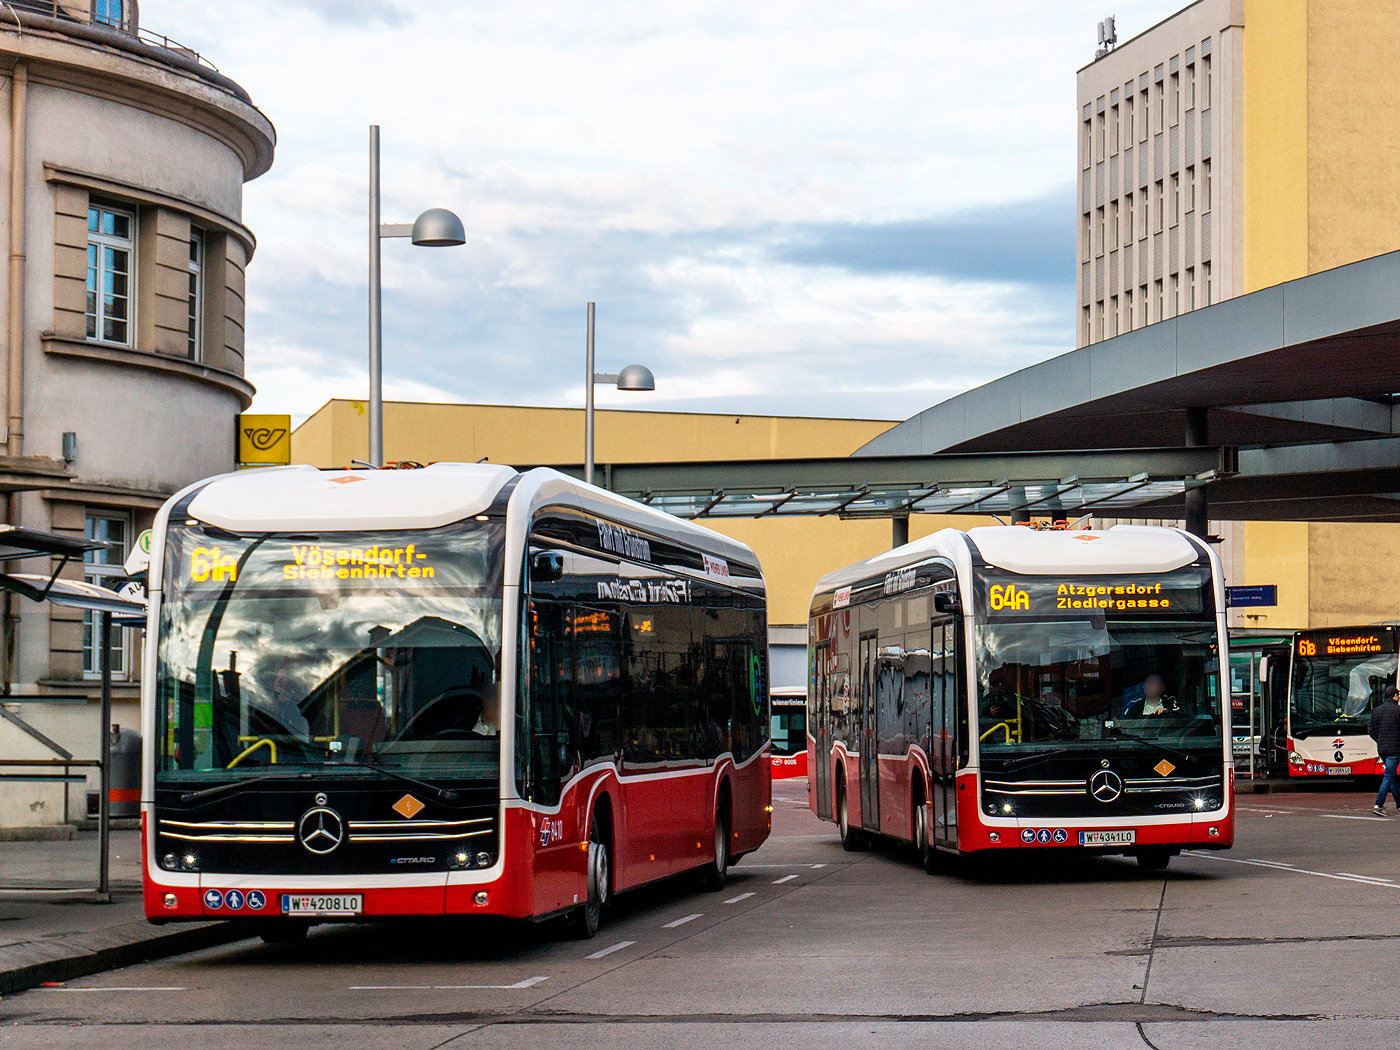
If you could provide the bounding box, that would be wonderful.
[1088,769,1124,803]
[298,806,345,854]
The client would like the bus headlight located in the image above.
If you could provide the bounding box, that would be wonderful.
[1001,803,1014,815]
[475,852,494,868]
[1288,750,1304,767]
[161,853,180,871]
[1193,797,1206,810]
[450,850,471,870]
[180,852,201,872]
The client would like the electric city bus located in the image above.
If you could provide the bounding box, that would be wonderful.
[1283,625,1398,778]
[142,463,771,939]
[807,524,1233,871]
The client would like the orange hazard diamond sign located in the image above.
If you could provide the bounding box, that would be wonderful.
[1154,760,1176,777]
[392,794,425,819]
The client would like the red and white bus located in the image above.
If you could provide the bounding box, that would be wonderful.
[142,463,770,940]
[807,525,1233,871]
[1285,626,1397,778]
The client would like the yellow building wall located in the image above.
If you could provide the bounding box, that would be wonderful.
[1240,521,1310,629]
[1305,0,1400,274]
[1308,523,1400,627]
[1243,0,1309,292]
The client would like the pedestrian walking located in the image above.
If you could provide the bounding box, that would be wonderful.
[1369,685,1400,815]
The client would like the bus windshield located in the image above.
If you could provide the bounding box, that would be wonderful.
[1291,652,1398,737]
[156,521,504,784]
[975,618,1223,753]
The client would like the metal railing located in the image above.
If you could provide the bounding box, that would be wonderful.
[1,1,217,71]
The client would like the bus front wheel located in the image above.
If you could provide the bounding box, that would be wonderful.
[700,805,730,891]
[915,801,939,875]
[570,816,610,939]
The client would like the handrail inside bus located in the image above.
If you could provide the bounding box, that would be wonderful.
[228,738,276,768]
[980,722,1014,744]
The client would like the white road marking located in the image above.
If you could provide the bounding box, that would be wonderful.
[1186,851,1399,888]
[1321,814,1389,822]
[772,874,799,884]
[44,987,186,992]
[723,892,755,904]
[731,863,825,869]
[810,863,826,868]
[350,976,548,990]
[662,913,702,928]
[585,940,635,959]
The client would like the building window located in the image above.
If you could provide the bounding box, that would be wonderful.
[1155,81,1164,132]
[1110,295,1119,337]
[1111,105,1119,155]
[1171,71,1180,124]
[1083,305,1092,344]
[1124,193,1134,242]
[1110,201,1119,249]
[1139,193,1148,239]
[1155,279,1164,321]
[1125,288,1134,331]
[1140,89,1149,140]
[1096,206,1105,256]
[187,229,204,361]
[1083,119,1092,165]
[1187,267,1196,311]
[1095,301,1104,342]
[1204,55,1212,108]
[1186,166,1196,212]
[1204,159,1212,212]
[1139,283,1148,326]
[1126,96,1135,144]
[1204,261,1212,306]
[1187,64,1196,109]
[1170,273,1179,317]
[92,0,125,28]
[86,204,134,346]
[1155,181,1164,233]
[1171,174,1180,225]
[1097,111,1106,162]
[1082,214,1091,262]
[83,513,129,677]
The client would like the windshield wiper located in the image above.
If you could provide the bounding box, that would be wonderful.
[178,771,312,805]
[1103,724,1194,766]
[998,747,1080,772]
[326,759,460,802]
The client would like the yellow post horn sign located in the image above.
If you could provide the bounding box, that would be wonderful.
[237,414,291,467]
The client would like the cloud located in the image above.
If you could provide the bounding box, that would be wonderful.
[281,0,411,29]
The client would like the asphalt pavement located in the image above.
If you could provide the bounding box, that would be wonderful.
[3,782,1399,1048]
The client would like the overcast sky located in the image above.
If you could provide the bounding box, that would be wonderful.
[153,0,1181,423]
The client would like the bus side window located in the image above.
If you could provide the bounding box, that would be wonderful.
[524,600,574,806]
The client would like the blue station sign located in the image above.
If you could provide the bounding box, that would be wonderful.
[1226,584,1277,608]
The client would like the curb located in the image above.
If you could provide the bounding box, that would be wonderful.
[0,920,250,997]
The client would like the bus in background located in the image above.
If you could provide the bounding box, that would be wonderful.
[1285,626,1397,778]
[770,690,808,779]
[808,524,1232,872]
[143,463,770,941]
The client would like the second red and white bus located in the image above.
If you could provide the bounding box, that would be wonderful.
[142,463,770,939]
[807,524,1233,871]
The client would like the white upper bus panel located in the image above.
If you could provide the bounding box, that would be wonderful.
[186,463,519,532]
[967,525,1200,575]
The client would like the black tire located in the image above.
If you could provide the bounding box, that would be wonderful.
[837,780,866,852]
[257,921,309,945]
[915,799,939,875]
[1137,849,1171,872]
[569,815,610,939]
[700,805,730,891]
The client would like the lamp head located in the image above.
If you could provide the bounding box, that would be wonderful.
[615,364,655,391]
[411,208,466,247]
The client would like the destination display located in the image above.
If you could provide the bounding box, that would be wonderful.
[977,570,1210,617]
[1296,627,1396,658]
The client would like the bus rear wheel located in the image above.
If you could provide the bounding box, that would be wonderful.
[915,801,939,875]
[1137,848,1172,872]
[837,780,866,852]
[570,816,610,939]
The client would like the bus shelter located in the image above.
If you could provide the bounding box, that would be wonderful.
[0,526,144,898]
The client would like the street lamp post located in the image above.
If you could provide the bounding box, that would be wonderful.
[583,301,654,486]
[367,124,465,466]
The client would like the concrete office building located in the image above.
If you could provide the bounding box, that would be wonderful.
[0,1,273,828]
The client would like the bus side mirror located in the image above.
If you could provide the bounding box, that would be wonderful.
[530,551,564,583]
[934,592,961,614]
[1258,656,1269,684]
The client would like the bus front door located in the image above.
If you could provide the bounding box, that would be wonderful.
[930,620,957,847]
[859,632,879,832]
